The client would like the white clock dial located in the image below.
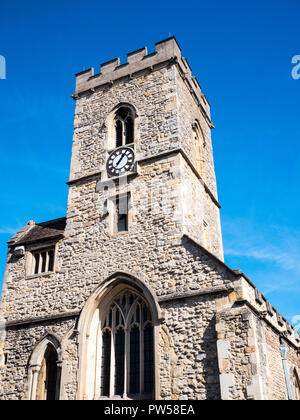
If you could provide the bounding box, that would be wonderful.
[112,153,128,169]
[106,147,135,177]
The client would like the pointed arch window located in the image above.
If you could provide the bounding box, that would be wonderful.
[294,369,300,400]
[35,343,60,400]
[114,107,135,148]
[192,121,205,178]
[99,290,154,399]
[27,335,62,400]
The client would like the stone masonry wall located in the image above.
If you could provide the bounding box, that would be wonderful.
[175,66,217,200]
[0,318,76,400]
[0,148,236,399]
[160,295,222,400]
[215,288,300,400]
[178,154,223,259]
[70,65,179,182]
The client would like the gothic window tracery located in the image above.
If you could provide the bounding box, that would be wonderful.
[100,290,154,398]
[114,107,135,148]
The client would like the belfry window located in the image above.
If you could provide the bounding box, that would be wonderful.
[192,121,205,178]
[100,290,154,399]
[114,107,135,148]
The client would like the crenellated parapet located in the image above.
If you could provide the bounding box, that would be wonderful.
[72,37,211,123]
[232,269,300,349]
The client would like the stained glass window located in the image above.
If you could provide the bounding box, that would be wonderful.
[101,330,111,397]
[129,325,140,394]
[115,328,125,396]
[144,324,154,393]
[100,290,154,398]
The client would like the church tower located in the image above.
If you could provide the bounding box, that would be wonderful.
[1,38,299,401]
[67,37,223,262]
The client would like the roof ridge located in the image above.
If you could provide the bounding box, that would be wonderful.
[37,216,66,227]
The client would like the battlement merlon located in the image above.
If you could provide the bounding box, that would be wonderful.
[73,37,211,123]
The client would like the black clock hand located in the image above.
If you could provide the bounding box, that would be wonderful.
[116,151,127,167]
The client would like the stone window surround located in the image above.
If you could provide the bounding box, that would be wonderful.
[26,334,62,400]
[192,119,206,180]
[104,102,140,153]
[25,241,58,279]
[293,368,300,400]
[99,289,154,399]
[72,148,221,210]
[114,107,135,148]
[75,272,162,400]
[106,192,132,235]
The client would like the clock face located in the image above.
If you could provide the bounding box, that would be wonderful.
[106,147,135,177]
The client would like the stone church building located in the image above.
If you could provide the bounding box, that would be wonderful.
[0,37,299,400]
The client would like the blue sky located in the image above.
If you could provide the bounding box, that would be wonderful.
[0,0,299,330]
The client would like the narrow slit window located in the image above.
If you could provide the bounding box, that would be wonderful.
[144,324,154,393]
[2,352,8,366]
[34,254,40,274]
[125,117,134,144]
[41,252,47,273]
[48,250,54,272]
[116,120,123,148]
[116,194,130,233]
[114,328,125,396]
[129,325,140,394]
[117,213,128,232]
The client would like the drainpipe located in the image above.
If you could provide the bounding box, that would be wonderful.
[280,343,294,400]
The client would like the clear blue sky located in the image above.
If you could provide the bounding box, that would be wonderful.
[0,0,299,330]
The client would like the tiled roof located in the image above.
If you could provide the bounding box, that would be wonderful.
[9,217,66,246]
